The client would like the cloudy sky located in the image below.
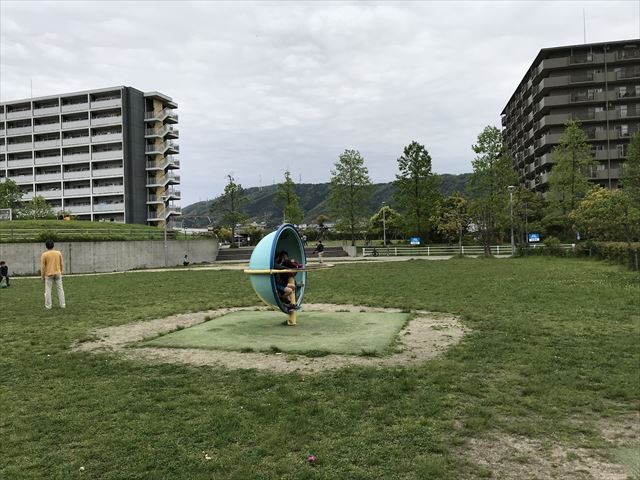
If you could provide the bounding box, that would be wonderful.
[1,1,638,205]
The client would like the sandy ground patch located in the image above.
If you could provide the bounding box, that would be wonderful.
[72,304,466,373]
[461,413,640,480]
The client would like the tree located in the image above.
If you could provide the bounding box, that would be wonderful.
[432,193,470,250]
[0,179,22,213]
[467,125,517,255]
[316,214,329,240]
[547,120,596,237]
[368,205,403,242]
[328,149,373,246]
[393,141,441,240]
[210,175,247,247]
[275,169,304,224]
[511,187,546,247]
[18,195,55,219]
[621,132,640,208]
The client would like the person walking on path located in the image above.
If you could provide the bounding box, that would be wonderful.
[0,260,10,287]
[41,240,65,310]
[312,240,325,264]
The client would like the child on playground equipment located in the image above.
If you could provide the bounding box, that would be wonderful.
[274,251,302,311]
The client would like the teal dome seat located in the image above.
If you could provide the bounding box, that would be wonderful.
[246,224,307,314]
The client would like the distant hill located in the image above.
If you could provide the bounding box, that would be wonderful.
[182,173,471,228]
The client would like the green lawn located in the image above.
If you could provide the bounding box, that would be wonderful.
[1,257,638,479]
[144,310,409,355]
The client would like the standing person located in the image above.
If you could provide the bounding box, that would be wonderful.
[312,240,325,264]
[302,234,308,246]
[183,254,190,266]
[0,260,9,287]
[40,240,65,310]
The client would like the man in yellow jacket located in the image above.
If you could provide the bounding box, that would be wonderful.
[41,239,66,309]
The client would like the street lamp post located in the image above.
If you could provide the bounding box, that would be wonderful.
[508,185,516,256]
[382,202,387,249]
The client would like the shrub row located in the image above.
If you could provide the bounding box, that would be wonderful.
[576,241,640,270]
[523,239,640,270]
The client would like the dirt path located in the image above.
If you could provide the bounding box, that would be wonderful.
[73,304,466,373]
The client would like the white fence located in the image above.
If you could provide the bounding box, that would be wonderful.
[362,244,576,257]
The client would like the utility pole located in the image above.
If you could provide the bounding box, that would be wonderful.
[508,186,516,256]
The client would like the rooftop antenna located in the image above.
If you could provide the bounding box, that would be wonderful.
[30,78,33,99]
[298,173,302,184]
[259,174,262,191]
[583,8,586,44]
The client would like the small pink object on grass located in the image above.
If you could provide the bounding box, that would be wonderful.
[307,454,317,464]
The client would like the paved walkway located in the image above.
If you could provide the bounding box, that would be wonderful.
[11,255,511,280]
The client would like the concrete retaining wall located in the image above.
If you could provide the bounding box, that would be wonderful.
[0,239,219,276]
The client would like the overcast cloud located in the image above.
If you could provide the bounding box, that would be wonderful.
[1,1,638,205]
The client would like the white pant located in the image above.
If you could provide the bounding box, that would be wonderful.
[318,251,323,263]
[44,275,65,309]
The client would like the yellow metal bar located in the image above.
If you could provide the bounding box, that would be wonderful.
[243,264,333,275]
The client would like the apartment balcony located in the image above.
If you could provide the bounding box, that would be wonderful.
[6,109,32,120]
[62,120,89,130]
[166,172,180,184]
[585,167,622,180]
[145,125,179,138]
[165,206,181,217]
[534,133,563,150]
[91,115,122,126]
[11,174,34,184]
[6,126,32,136]
[0,160,6,169]
[0,144,5,153]
[595,149,624,161]
[21,191,34,201]
[63,170,90,180]
[617,49,640,61]
[34,139,61,149]
[62,136,90,146]
[65,204,92,214]
[35,156,61,165]
[64,187,91,196]
[90,98,122,109]
[7,158,33,167]
[93,184,124,195]
[61,103,89,113]
[92,167,123,178]
[35,172,62,182]
[146,175,166,187]
[7,142,33,152]
[91,132,122,143]
[165,188,181,200]
[147,208,164,220]
[145,141,179,154]
[616,69,640,80]
[93,202,125,212]
[37,189,62,199]
[92,149,122,160]
[147,194,164,204]
[146,155,180,170]
[34,123,60,133]
[144,108,178,123]
[33,106,60,116]
[63,152,90,162]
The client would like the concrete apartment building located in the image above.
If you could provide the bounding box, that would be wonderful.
[501,39,640,192]
[0,86,181,226]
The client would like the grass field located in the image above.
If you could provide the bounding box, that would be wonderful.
[1,257,638,479]
[144,310,409,355]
